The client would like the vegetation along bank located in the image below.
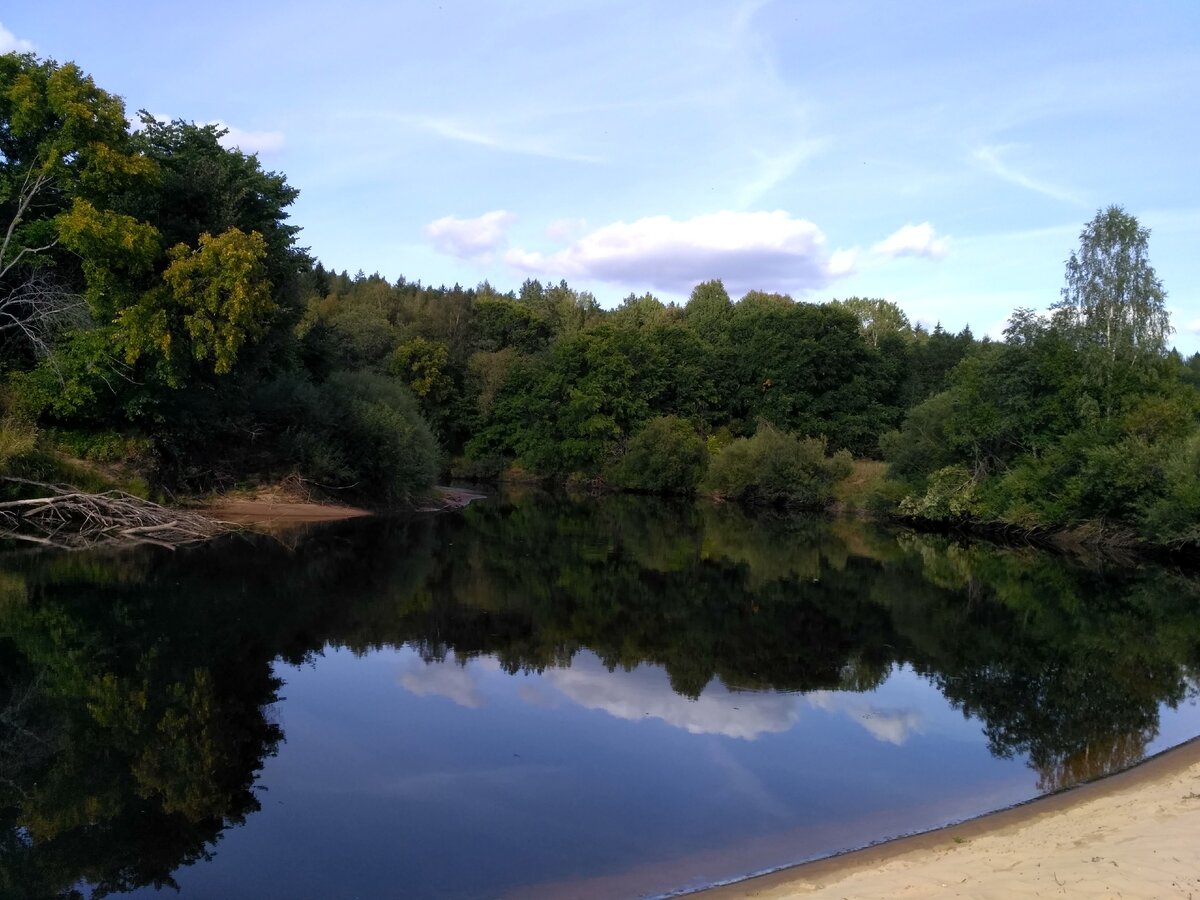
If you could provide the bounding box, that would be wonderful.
[1,53,1197,551]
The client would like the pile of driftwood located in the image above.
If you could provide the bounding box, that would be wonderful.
[0,478,234,550]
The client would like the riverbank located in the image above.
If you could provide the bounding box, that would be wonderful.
[704,736,1200,899]
[200,483,485,530]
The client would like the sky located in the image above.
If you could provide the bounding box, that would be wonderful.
[5,1,1199,352]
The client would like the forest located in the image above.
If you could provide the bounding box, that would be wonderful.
[2,54,1198,548]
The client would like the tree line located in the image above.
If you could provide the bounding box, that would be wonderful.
[2,53,1197,546]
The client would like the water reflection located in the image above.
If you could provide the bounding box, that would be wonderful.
[0,492,1198,897]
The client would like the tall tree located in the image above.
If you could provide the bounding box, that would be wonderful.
[1053,206,1171,414]
[0,54,154,362]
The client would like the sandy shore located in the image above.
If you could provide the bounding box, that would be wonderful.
[201,484,485,530]
[201,496,371,528]
[706,737,1200,899]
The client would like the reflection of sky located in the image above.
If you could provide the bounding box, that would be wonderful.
[397,649,947,745]
[139,644,1200,900]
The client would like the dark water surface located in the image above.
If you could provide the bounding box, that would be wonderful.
[2,492,1198,899]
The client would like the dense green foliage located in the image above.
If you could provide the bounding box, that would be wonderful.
[607,415,707,493]
[702,422,852,506]
[0,55,434,502]
[884,207,1199,546]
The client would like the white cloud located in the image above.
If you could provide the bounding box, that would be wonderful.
[212,121,286,155]
[505,210,856,296]
[398,656,486,709]
[807,691,926,746]
[0,21,34,54]
[972,144,1087,206]
[426,209,516,261]
[1186,317,1200,336]
[542,653,801,740]
[872,222,949,260]
[545,217,588,241]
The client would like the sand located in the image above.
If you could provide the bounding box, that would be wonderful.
[201,484,485,530]
[706,737,1200,900]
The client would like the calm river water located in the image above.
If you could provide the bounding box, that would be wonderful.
[2,491,1198,898]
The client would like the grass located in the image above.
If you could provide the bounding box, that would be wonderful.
[833,459,890,512]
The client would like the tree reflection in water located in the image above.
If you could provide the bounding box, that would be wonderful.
[1,491,1197,896]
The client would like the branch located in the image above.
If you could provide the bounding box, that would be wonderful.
[0,479,238,550]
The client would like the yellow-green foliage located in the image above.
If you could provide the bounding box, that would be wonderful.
[0,418,37,473]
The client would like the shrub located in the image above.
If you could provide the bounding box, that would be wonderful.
[292,372,438,504]
[1138,431,1200,546]
[897,465,981,521]
[608,416,707,494]
[702,421,851,507]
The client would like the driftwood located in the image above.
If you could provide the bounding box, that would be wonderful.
[0,478,235,550]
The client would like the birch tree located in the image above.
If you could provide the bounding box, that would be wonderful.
[1053,206,1172,414]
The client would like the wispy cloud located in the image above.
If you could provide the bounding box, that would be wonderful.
[426,209,516,261]
[505,210,856,296]
[379,113,602,164]
[972,144,1087,206]
[0,21,33,54]
[737,140,827,207]
[872,222,949,260]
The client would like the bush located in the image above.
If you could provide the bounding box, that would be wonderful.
[897,465,982,521]
[286,372,438,504]
[1138,431,1200,545]
[702,421,851,507]
[608,416,707,494]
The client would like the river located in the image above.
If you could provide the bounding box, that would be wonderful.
[2,490,1198,898]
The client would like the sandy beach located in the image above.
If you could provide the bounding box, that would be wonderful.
[201,484,486,530]
[706,737,1200,899]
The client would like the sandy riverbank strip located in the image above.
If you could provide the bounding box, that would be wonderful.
[200,484,486,530]
[704,736,1200,899]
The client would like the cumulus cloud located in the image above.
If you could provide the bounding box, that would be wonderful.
[1186,317,1200,336]
[214,122,286,155]
[505,210,855,296]
[545,217,588,241]
[426,209,516,261]
[398,656,486,709]
[0,21,34,54]
[871,222,949,260]
[541,652,801,740]
[807,691,925,746]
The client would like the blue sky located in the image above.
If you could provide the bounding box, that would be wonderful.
[5,1,1199,352]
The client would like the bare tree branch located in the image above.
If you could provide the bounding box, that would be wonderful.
[0,478,238,550]
[0,267,89,358]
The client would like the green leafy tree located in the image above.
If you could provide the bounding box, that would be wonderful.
[1054,206,1171,415]
[683,279,732,339]
[116,228,274,384]
[0,55,155,362]
[830,297,912,349]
